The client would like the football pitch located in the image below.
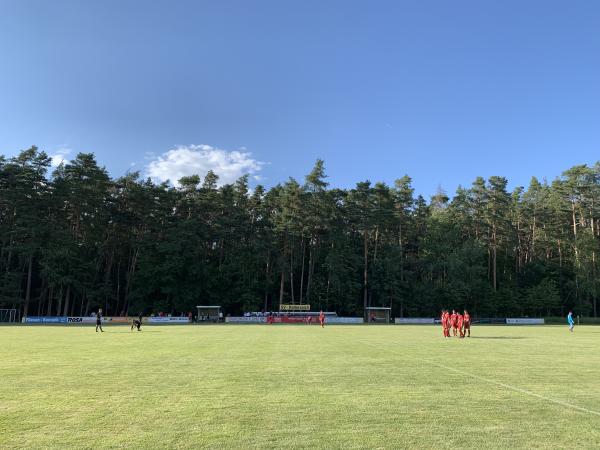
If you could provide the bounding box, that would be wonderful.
[1,325,599,449]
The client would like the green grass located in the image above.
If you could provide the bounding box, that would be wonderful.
[1,324,600,449]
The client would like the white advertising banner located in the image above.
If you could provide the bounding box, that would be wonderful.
[148,317,191,323]
[69,317,107,323]
[225,316,363,324]
[82,316,100,323]
[395,318,435,324]
[68,316,191,324]
[226,317,267,323]
[327,317,363,324]
[70,316,128,324]
[506,318,545,325]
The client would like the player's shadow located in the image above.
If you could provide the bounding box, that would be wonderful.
[106,330,162,333]
[469,336,527,340]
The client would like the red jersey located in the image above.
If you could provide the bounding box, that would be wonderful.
[450,313,457,326]
[319,312,324,322]
[464,313,470,324]
[457,314,464,326]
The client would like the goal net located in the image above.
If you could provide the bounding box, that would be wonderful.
[0,309,18,323]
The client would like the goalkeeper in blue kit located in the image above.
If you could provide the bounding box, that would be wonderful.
[567,311,574,332]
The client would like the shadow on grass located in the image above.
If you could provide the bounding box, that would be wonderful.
[101,330,163,333]
[468,336,527,340]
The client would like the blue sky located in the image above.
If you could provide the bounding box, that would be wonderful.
[1,0,599,197]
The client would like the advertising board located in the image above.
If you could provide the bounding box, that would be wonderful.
[506,318,545,325]
[395,318,435,324]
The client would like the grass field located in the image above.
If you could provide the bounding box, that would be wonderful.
[1,324,600,449]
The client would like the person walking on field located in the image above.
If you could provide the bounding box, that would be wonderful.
[96,309,104,333]
[567,311,575,332]
[319,310,325,328]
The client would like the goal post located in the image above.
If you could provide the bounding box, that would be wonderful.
[364,307,391,324]
[0,309,18,323]
[196,306,221,323]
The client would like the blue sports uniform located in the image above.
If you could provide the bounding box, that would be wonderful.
[567,313,574,331]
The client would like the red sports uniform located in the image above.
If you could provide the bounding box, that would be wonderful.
[444,312,450,337]
[319,311,325,328]
[441,311,446,336]
[450,312,458,336]
[463,312,471,337]
[457,314,464,337]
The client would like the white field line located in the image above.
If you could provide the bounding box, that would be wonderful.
[362,341,600,417]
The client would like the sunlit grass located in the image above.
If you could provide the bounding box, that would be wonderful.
[1,324,599,449]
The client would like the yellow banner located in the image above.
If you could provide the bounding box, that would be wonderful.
[280,304,310,311]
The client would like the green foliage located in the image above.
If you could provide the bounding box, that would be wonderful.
[2,149,600,317]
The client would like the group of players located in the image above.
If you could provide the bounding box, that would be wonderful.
[441,309,471,338]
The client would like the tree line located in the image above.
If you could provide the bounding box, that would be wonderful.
[2,146,599,319]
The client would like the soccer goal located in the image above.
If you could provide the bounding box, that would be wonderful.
[0,309,18,323]
[365,307,391,324]
[196,305,221,323]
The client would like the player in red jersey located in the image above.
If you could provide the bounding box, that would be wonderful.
[319,310,325,328]
[457,312,464,338]
[450,310,458,336]
[440,310,446,337]
[463,310,471,337]
[443,310,450,337]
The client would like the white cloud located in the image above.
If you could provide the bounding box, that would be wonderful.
[146,144,265,187]
[50,148,71,167]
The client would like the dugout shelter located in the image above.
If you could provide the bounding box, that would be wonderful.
[365,307,391,324]
[196,305,221,323]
